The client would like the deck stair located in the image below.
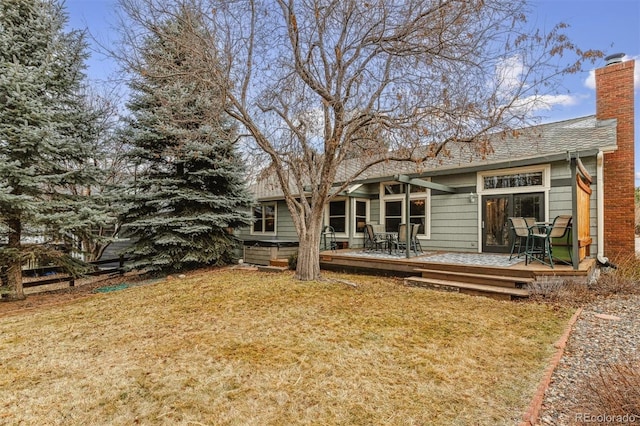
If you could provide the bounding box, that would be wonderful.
[405,267,534,300]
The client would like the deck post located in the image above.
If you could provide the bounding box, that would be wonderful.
[570,155,580,270]
[405,183,411,258]
[119,255,125,276]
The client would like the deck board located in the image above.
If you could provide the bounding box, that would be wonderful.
[320,249,597,282]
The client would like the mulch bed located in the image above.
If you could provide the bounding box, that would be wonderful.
[537,295,640,424]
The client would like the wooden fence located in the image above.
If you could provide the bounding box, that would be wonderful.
[21,256,127,290]
[571,155,593,270]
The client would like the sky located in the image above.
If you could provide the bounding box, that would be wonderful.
[64,0,640,182]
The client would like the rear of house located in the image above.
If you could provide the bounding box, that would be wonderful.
[237,57,635,267]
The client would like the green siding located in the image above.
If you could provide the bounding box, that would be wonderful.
[275,202,297,239]
[369,199,381,226]
[433,173,476,187]
[423,193,479,252]
[235,200,297,241]
[240,158,600,255]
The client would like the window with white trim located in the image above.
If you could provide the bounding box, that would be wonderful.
[483,171,543,190]
[252,202,276,234]
[380,182,430,237]
[353,199,369,234]
[478,165,550,194]
[328,199,347,233]
[409,198,427,234]
[384,200,403,232]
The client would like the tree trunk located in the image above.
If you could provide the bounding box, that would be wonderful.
[294,207,323,281]
[295,231,322,281]
[3,218,25,301]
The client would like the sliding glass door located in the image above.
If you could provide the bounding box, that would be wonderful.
[482,192,544,253]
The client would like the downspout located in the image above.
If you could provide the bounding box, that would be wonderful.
[596,150,614,267]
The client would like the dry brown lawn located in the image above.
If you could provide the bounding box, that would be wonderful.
[0,268,573,425]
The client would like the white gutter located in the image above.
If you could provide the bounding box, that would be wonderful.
[596,150,608,264]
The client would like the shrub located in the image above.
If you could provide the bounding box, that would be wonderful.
[529,256,640,306]
[592,254,640,297]
[528,278,594,306]
[288,252,298,270]
[574,357,640,424]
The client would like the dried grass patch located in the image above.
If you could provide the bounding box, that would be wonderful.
[0,268,573,425]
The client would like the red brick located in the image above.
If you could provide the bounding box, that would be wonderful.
[597,59,636,260]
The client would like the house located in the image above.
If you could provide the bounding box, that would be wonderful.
[238,56,635,269]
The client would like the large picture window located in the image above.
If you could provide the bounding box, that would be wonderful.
[252,202,276,234]
[324,198,369,237]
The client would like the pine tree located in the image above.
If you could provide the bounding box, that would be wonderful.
[0,0,100,300]
[121,7,253,274]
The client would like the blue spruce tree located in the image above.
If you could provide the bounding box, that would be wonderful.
[0,0,100,300]
[121,7,253,274]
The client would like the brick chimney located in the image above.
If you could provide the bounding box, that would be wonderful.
[596,54,636,260]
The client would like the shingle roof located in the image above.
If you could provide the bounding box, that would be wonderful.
[251,115,617,199]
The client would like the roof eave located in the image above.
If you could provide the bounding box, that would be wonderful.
[333,148,604,187]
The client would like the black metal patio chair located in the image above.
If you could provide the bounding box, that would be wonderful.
[365,224,387,252]
[321,225,337,251]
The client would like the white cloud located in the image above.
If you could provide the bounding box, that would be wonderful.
[512,93,582,116]
[494,56,582,114]
[527,94,579,111]
[584,70,596,90]
[495,55,526,93]
[584,55,640,90]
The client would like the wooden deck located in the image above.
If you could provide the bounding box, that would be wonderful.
[320,249,597,300]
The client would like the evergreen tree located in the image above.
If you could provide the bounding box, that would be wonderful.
[0,0,101,300]
[121,7,252,274]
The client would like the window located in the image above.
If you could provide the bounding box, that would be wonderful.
[354,200,367,234]
[483,172,543,189]
[384,183,427,195]
[384,183,404,195]
[380,181,430,237]
[384,200,403,232]
[324,198,369,236]
[328,200,346,233]
[409,199,426,234]
[252,202,275,234]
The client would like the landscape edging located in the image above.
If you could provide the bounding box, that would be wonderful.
[519,307,584,426]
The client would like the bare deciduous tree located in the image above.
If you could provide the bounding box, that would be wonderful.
[69,87,129,262]
[117,0,601,280]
